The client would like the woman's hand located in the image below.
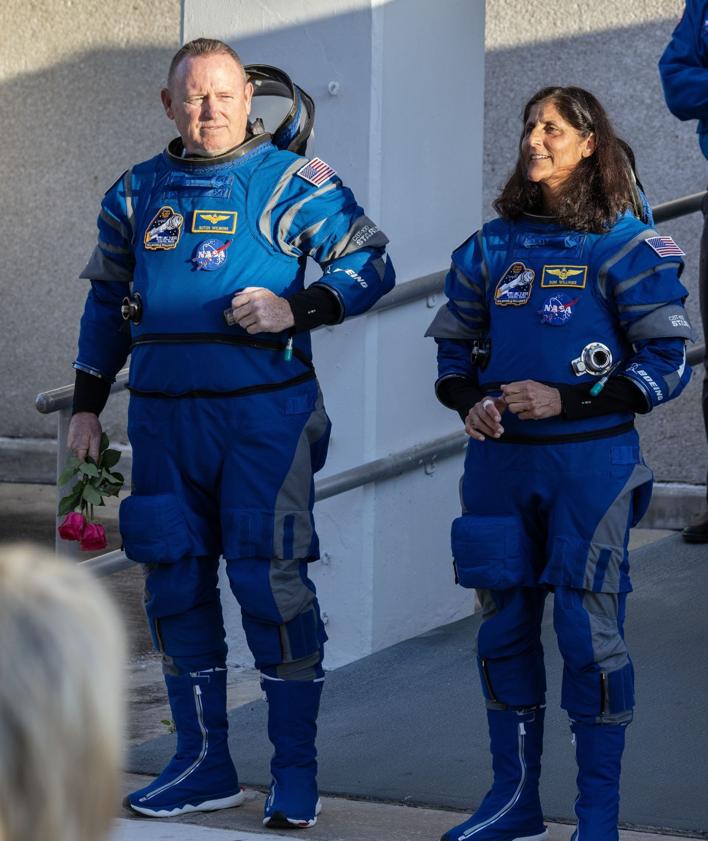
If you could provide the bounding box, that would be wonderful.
[501,380,562,420]
[464,397,507,441]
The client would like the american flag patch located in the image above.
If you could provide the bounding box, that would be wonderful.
[296,157,336,187]
[645,235,686,258]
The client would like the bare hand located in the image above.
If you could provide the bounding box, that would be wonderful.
[228,287,295,334]
[68,412,103,462]
[501,380,562,420]
[464,396,507,441]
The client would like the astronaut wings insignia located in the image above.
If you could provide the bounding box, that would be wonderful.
[541,265,588,288]
[192,210,238,235]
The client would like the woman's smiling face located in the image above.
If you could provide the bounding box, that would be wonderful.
[521,98,595,200]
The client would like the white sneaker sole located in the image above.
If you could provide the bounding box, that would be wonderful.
[128,789,246,818]
[263,797,322,829]
[448,830,548,841]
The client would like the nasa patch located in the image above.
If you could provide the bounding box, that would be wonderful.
[192,238,231,271]
[494,262,535,306]
[144,206,184,250]
[539,293,579,325]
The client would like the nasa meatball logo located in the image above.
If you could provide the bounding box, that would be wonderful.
[192,238,231,271]
[539,293,579,325]
[494,262,535,306]
[144,206,184,250]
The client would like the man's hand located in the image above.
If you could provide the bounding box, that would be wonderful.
[68,412,103,462]
[501,380,562,420]
[228,287,295,334]
[464,396,507,441]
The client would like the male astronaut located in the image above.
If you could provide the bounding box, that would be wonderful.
[68,37,394,828]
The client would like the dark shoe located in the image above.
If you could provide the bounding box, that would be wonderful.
[682,509,708,544]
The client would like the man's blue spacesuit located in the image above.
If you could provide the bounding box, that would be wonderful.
[659,0,708,542]
[427,211,692,841]
[75,132,394,824]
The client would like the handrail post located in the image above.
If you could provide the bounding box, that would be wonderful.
[56,406,79,557]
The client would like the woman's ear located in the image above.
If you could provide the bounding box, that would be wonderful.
[582,133,596,158]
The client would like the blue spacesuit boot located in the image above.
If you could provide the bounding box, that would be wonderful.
[570,720,627,841]
[125,670,244,817]
[441,707,548,841]
[262,677,323,828]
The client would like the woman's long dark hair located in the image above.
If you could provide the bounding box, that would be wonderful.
[493,86,640,233]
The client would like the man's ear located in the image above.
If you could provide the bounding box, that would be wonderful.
[244,80,254,116]
[161,87,174,120]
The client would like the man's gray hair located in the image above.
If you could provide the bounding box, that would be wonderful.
[167,37,246,86]
[0,544,125,841]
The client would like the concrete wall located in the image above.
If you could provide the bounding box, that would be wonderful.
[0,0,181,441]
[484,0,706,486]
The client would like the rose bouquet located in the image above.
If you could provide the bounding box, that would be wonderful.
[57,433,124,551]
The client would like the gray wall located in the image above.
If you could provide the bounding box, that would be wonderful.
[484,0,706,486]
[0,0,181,441]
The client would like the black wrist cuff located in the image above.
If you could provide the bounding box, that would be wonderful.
[437,376,484,421]
[72,370,111,417]
[559,377,647,420]
[288,285,342,333]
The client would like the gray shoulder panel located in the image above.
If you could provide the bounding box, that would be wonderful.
[79,246,133,283]
[425,304,485,339]
[624,304,695,342]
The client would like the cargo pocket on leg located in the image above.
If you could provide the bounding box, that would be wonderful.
[119,493,194,564]
[451,515,534,589]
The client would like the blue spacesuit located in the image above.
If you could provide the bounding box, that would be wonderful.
[75,132,394,824]
[427,211,692,841]
[659,0,708,541]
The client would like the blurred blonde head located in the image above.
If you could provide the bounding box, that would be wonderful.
[0,544,125,841]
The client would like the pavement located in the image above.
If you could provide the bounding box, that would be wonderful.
[1,482,705,841]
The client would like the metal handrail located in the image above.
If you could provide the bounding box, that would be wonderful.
[652,191,706,224]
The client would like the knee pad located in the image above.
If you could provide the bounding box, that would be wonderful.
[554,588,634,719]
[152,598,228,672]
[475,587,547,707]
[562,659,634,721]
[241,602,327,674]
[477,650,546,708]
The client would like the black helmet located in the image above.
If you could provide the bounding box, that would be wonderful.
[245,64,315,156]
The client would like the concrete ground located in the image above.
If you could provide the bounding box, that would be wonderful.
[0,482,700,841]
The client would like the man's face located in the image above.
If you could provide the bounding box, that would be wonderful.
[161,53,253,156]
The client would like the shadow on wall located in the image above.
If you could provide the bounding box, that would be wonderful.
[482,17,706,486]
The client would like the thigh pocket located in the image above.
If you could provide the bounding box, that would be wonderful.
[120,493,194,564]
[451,515,534,590]
[221,508,319,560]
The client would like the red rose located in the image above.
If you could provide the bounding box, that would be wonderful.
[58,512,87,541]
[79,522,107,551]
